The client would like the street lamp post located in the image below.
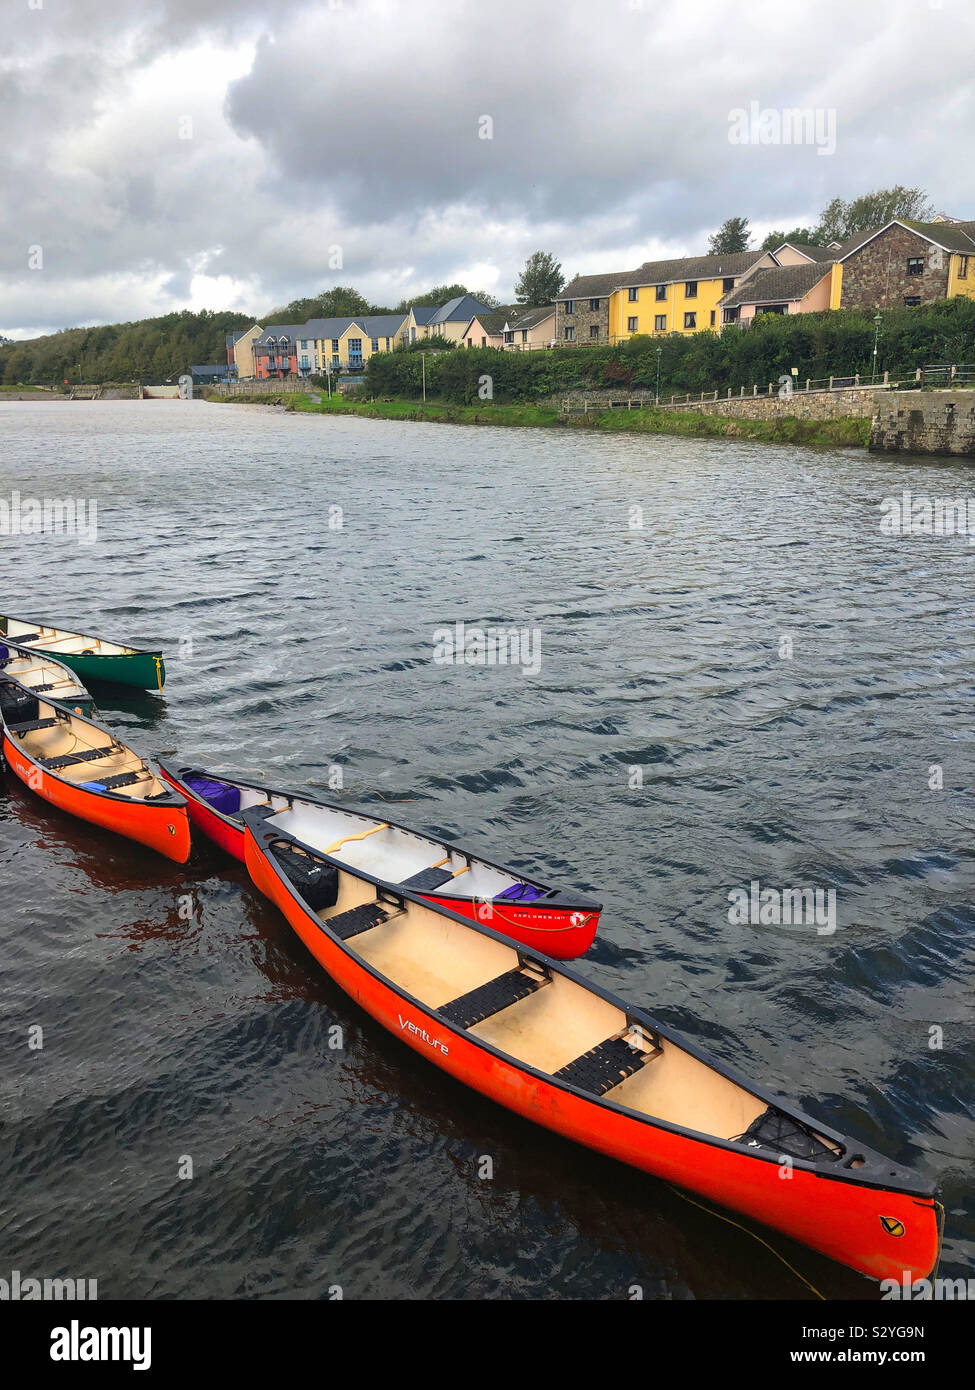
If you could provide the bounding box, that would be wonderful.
[871,312,883,385]
[655,347,662,405]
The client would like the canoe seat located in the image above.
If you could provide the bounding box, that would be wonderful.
[41,747,116,770]
[327,902,392,941]
[11,633,41,643]
[554,1028,661,1097]
[33,683,55,693]
[401,866,455,892]
[440,963,551,1030]
[6,717,62,733]
[97,771,149,791]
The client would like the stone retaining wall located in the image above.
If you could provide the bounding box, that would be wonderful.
[869,391,975,456]
[555,385,883,419]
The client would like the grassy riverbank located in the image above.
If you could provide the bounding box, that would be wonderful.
[207,391,871,448]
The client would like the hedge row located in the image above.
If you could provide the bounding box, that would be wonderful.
[364,298,975,405]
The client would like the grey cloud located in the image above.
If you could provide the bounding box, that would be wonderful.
[0,0,972,336]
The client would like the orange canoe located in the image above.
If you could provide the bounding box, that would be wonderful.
[0,678,190,862]
[241,806,940,1285]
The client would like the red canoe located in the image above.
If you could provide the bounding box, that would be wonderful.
[0,679,190,862]
[157,761,600,959]
[240,805,940,1285]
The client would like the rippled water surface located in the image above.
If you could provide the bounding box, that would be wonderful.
[1,399,973,1299]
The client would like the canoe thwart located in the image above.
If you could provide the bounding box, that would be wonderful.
[440,963,551,1031]
[554,1028,662,1097]
[323,822,389,854]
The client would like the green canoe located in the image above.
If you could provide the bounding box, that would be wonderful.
[0,615,166,690]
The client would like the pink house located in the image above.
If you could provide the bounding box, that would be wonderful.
[719,261,835,325]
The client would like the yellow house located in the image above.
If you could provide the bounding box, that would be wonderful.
[305,315,406,372]
[608,251,774,341]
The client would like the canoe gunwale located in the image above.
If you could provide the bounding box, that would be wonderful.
[0,613,162,661]
[242,808,933,1202]
[159,760,602,913]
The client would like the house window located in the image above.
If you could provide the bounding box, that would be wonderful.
[710,310,716,326]
[590,324,599,338]
[958,256,969,279]
[904,295,921,306]
[504,331,514,344]
[564,326,575,341]
[332,355,339,368]
[348,338,362,356]
[655,285,666,301]
[628,287,638,302]
[411,328,416,342]
[371,339,379,351]
[467,338,472,347]
[685,281,698,297]
[481,336,487,346]
[332,339,340,351]
[684,312,696,329]
[627,316,638,332]
[564,300,574,314]
[521,330,528,341]
[654,315,666,331]
[907,257,924,276]
[385,339,390,350]
[590,297,600,310]
[723,278,735,292]
[723,307,740,323]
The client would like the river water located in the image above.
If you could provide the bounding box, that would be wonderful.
[1,398,972,1299]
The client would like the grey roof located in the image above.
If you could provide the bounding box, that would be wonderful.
[509,303,556,328]
[559,270,627,300]
[191,364,228,375]
[409,305,438,324]
[619,250,768,289]
[225,328,252,347]
[255,324,307,345]
[428,294,496,324]
[773,242,834,262]
[300,314,405,340]
[719,261,834,308]
[356,314,407,337]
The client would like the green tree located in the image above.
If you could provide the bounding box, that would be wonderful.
[514,251,565,306]
[395,284,469,312]
[759,226,824,252]
[708,218,752,254]
[817,187,933,244]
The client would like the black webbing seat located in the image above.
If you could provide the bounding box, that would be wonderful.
[440,965,550,1030]
[554,1035,655,1097]
[41,747,115,770]
[33,683,54,693]
[10,633,41,643]
[327,902,389,941]
[6,717,61,734]
[96,771,147,791]
[400,865,455,892]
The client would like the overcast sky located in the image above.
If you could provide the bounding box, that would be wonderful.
[1,0,972,337]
